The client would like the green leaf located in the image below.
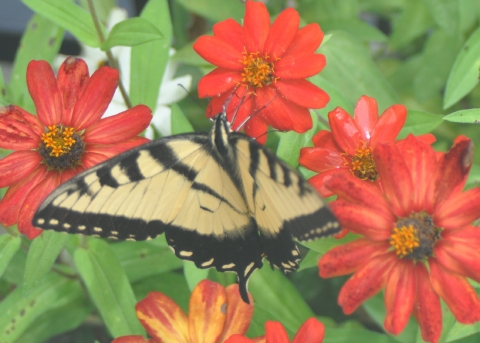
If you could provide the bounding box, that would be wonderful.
[443,108,480,124]
[0,273,83,343]
[298,249,321,271]
[444,26,480,109]
[325,325,398,343]
[0,67,6,106]
[0,235,21,279]
[130,0,173,111]
[398,110,443,139]
[101,17,165,51]
[320,19,387,42]
[9,14,64,112]
[424,0,460,35]
[183,261,209,291]
[74,239,145,337]
[319,31,399,111]
[23,231,69,296]
[175,0,245,22]
[21,0,100,47]
[171,103,194,134]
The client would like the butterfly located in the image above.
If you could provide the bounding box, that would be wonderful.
[33,112,340,303]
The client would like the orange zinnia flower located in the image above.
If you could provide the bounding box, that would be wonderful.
[319,135,480,343]
[112,280,253,343]
[0,57,151,239]
[193,1,329,143]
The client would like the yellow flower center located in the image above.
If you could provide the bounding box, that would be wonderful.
[240,51,276,88]
[345,144,378,181]
[390,225,420,257]
[41,125,76,157]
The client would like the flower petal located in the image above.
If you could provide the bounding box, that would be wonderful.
[224,335,254,343]
[193,36,244,71]
[328,107,362,156]
[264,321,290,343]
[434,239,480,284]
[0,150,41,187]
[243,1,270,53]
[312,130,339,149]
[83,105,151,144]
[292,318,325,343]
[244,115,268,144]
[260,94,312,133]
[198,69,243,98]
[56,57,90,127]
[413,263,442,343]
[299,146,343,173]
[319,238,390,278]
[338,253,396,314]
[135,292,189,343]
[353,96,378,143]
[284,24,324,56]
[374,142,414,217]
[369,104,406,148]
[0,106,43,150]
[264,8,299,59]
[274,79,329,109]
[218,284,254,342]
[213,18,245,53]
[188,280,227,343]
[309,169,349,198]
[0,166,46,227]
[384,259,415,335]
[434,187,480,229]
[71,66,119,130]
[86,137,150,160]
[275,54,326,79]
[112,336,154,343]
[27,60,63,126]
[18,170,62,239]
[429,258,480,324]
[255,87,293,131]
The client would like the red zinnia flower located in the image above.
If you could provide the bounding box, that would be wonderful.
[193,0,329,144]
[0,57,151,239]
[112,280,254,343]
[318,135,480,343]
[225,318,325,343]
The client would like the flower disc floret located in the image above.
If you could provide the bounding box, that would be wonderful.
[40,125,85,169]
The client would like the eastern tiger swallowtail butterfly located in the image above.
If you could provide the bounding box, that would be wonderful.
[33,113,340,303]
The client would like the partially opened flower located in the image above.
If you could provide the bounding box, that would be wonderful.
[112,280,253,343]
[194,0,329,144]
[0,57,151,239]
[225,318,325,343]
[318,135,480,343]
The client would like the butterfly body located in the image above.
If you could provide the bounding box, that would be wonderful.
[34,114,340,302]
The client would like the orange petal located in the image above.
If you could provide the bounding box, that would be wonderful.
[224,335,255,343]
[264,321,290,343]
[188,280,227,343]
[112,336,154,343]
[292,318,325,343]
[135,292,189,343]
[218,284,254,342]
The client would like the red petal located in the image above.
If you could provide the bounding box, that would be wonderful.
[434,187,480,229]
[213,18,245,52]
[319,238,390,278]
[243,1,270,53]
[338,253,396,314]
[284,24,324,56]
[434,137,473,208]
[398,135,437,212]
[56,57,90,127]
[255,87,293,131]
[374,143,414,217]
[244,113,268,144]
[81,152,111,169]
[275,54,326,79]
[299,146,343,173]
[111,336,154,343]
[274,79,329,109]
[292,318,325,343]
[86,137,149,159]
[353,96,378,143]
[218,284,254,342]
[83,105,151,144]
[261,94,313,133]
[207,90,237,119]
[71,66,119,130]
[0,106,43,150]
[18,170,62,239]
[441,225,480,245]
[413,263,442,343]
[264,321,290,343]
[188,280,227,343]
[434,239,480,284]
[329,200,393,240]
[26,60,62,126]
[429,258,480,323]
[328,107,362,156]
[0,150,42,187]
[193,36,244,71]
[309,169,349,198]
[198,69,243,98]
[135,292,189,343]
[312,130,338,149]
[415,133,436,145]
[263,8,299,59]
[384,259,415,335]
[0,166,46,227]
[369,104,406,148]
